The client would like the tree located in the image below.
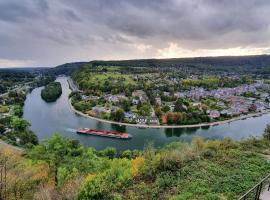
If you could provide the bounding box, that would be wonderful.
[263,124,270,141]
[120,100,130,112]
[162,104,170,113]
[27,134,83,186]
[11,116,30,131]
[174,99,187,112]
[139,104,151,116]
[166,112,176,124]
[154,107,162,117]
[111,109,125,122]
[0,123,5,134]
[100,147,117,159]
[174,112,184,124]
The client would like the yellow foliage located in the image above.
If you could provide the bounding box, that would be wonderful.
[204,140,221,151]
[86,173,96,182]
[192,136,205,152]
[131,156,145,177]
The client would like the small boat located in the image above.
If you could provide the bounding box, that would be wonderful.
[77,128,132,139]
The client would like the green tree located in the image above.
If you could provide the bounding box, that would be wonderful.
[100,147,117,159]
[11,116,30,131]
[155,107,162,117]
[162,104,170,113]
[0,123,5,134]
[174,99,187,112]
[111,109,125,122]
[263,124,270,140]
[27,134,83,186]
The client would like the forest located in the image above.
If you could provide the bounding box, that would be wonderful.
[41,82,62,102]
[0,70,35,94]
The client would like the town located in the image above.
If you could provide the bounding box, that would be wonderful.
[70,67,270,126]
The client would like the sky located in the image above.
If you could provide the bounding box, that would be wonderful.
[0,0,270,68]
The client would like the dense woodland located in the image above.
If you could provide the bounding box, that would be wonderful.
[41,82,62,102]
[90,55,270,76]
[0,70,35,94]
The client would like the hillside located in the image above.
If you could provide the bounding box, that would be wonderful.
[46,62,88,76]
[89,55,270,74]
[1,135,270,199]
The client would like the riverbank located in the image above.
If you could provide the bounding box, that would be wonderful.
[69,98,270,129]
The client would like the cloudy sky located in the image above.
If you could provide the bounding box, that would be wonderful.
[0,0,270,68]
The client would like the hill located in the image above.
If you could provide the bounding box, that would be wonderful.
[1,134,269,200]
[46,62,88,76]
[89,54,270,74]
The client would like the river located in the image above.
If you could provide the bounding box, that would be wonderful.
[23,76,270,151]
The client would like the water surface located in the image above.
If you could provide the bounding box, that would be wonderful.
[23,77,270,150]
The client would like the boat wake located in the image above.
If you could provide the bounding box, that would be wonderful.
[66,128,77,132]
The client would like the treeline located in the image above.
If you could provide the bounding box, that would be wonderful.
[90,55,270,74]
[0,91,38,146]
[0,70,35,94]
[41,82,62,102]
[45,62,88,76]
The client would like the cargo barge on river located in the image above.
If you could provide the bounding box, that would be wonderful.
[77,128,132,139]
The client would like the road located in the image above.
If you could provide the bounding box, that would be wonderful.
[260,185,270,200]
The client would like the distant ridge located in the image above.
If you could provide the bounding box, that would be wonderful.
[89,54,270,68]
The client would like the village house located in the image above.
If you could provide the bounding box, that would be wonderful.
[163,92,170,97]
[124,112,136,122]
[155,97,162,106]
[136,116,147,124]
[209,110,220,119]
[167,102,175,111]
[82,95,100,101]
[132,98,139,105]
[132,90,148,102]
[92,106,110,115]
[148,117,159,125]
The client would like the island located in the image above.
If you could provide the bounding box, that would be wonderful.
[41,82,62,102]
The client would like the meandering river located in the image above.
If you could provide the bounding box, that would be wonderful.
[23,77,270,150]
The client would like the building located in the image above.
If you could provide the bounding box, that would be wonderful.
[148,117,159,125]
[136,116,147,124]
[155,97,162,106]
[167,102,175,111]
[209,110,220,119]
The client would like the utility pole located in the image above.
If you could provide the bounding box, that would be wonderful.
[0,157,7,200]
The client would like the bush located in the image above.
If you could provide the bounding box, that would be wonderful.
[78,159,132,199]
[263,124,270,140]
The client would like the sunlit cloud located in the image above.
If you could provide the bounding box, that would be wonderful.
[157,43,270,58]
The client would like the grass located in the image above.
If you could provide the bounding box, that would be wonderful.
[0,105,9,113]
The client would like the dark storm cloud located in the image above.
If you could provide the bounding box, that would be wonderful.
[0,0,270,67]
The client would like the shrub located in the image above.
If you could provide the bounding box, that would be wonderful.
[78,159,132,199]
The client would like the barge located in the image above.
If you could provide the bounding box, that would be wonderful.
[77,128,132,139]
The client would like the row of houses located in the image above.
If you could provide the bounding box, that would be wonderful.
[173,82,268,100]
[208,96,270,118]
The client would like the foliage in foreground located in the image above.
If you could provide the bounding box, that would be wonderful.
[17,134,270,200]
